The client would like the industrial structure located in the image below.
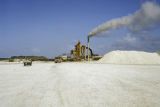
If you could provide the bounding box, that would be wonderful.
[54,39,102,63]
[71,41,93,61]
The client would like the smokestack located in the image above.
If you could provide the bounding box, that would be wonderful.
[88,1,160,37]
[87,36,90,61]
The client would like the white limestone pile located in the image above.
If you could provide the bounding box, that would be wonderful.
[99,50,160,64]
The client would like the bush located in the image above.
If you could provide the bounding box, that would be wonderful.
[9,59,14,62]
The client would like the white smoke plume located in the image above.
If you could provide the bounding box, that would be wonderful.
[88,2,160,37]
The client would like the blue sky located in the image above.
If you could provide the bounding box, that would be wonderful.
[0,0,160,58]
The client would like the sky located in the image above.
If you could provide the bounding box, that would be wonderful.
[0,0,160,58]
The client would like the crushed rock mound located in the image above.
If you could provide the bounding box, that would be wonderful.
[99,50,160,64]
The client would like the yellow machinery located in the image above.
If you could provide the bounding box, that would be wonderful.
[55,40,101,63]
[71,41,93,61]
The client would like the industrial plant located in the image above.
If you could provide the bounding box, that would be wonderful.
[55,39,102,63]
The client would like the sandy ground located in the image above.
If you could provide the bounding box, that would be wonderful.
[0,62,160,107]
[99,51,160,64]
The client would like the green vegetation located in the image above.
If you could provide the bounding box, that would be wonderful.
[157,51,160,55]
[0,56,54,62]
[0,58,9,61]
[10,56,51,61]
[9,58,14,62]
